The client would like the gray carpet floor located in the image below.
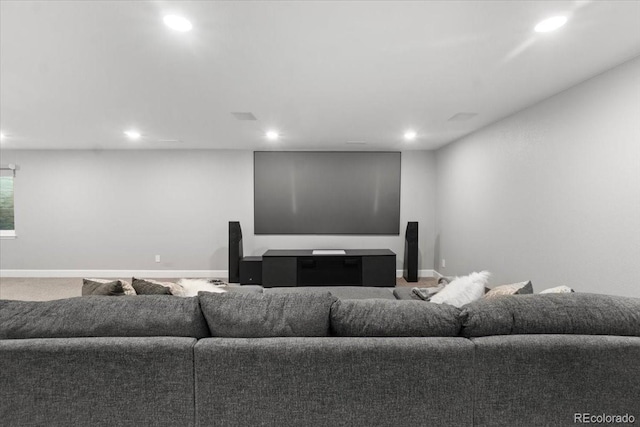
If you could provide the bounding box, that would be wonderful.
[0,276,438,301]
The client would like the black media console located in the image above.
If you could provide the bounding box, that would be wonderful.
[260,249,396,287]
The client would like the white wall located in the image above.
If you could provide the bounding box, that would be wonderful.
[0,150,437,275]
[435,57,640,297]
[4,55,638,295]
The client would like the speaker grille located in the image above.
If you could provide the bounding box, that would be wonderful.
[228,222,243,283]
[404,222,419,282]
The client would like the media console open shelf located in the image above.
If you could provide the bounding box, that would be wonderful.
[261,249,396,287]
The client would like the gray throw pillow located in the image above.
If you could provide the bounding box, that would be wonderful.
[132,277,172,295]
[198,291,337,337]
[483,280,533,298]
[330,299,462,337]
[460,293,640,337]
[265,286,395,300]
[392,287,421,300]
[82,278,125,296]
[0,296,210,339]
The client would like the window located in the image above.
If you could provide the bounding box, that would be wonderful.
[0,169,15,238]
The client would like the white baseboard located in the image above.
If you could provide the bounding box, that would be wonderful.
[0,270,228,279]
[3,269,441,280]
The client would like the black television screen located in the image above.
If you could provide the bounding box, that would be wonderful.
[254,151,401,235]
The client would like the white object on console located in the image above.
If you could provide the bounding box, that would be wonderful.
[312,250,347,255]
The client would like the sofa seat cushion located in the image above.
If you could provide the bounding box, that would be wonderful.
[393,287,423,300]
[330,299,462,337]
[0,296,210,339]
[221,284,264,294]
[461,293,640,337]
[199,291,337,337]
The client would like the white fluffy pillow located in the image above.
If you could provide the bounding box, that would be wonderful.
[430,271,490,308]
[177,278,227,297]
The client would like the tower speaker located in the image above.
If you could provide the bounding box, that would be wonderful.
[228,221,243,283]
[403,221,418,282]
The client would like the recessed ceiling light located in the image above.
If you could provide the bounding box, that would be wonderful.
[266,131,279,141]
[124,130,141,140]
[0,132,5,141]
[404,131,417,141]
[163,15,193,32]
[534,16,567,33]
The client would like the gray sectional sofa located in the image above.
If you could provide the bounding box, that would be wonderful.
[1,291,639,427]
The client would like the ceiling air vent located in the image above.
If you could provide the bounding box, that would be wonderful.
[231,112,258,121]
[448,112,477,122]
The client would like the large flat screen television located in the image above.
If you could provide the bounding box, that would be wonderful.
[254,151,401,235]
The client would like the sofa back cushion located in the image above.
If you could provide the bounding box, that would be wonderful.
[198,291,336,337]
[461,293,640,337]
[330,299,462,337]
[264,286,395,300]
[0,296,210,339]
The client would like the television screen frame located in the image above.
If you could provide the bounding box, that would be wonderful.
[253,151,401,235]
